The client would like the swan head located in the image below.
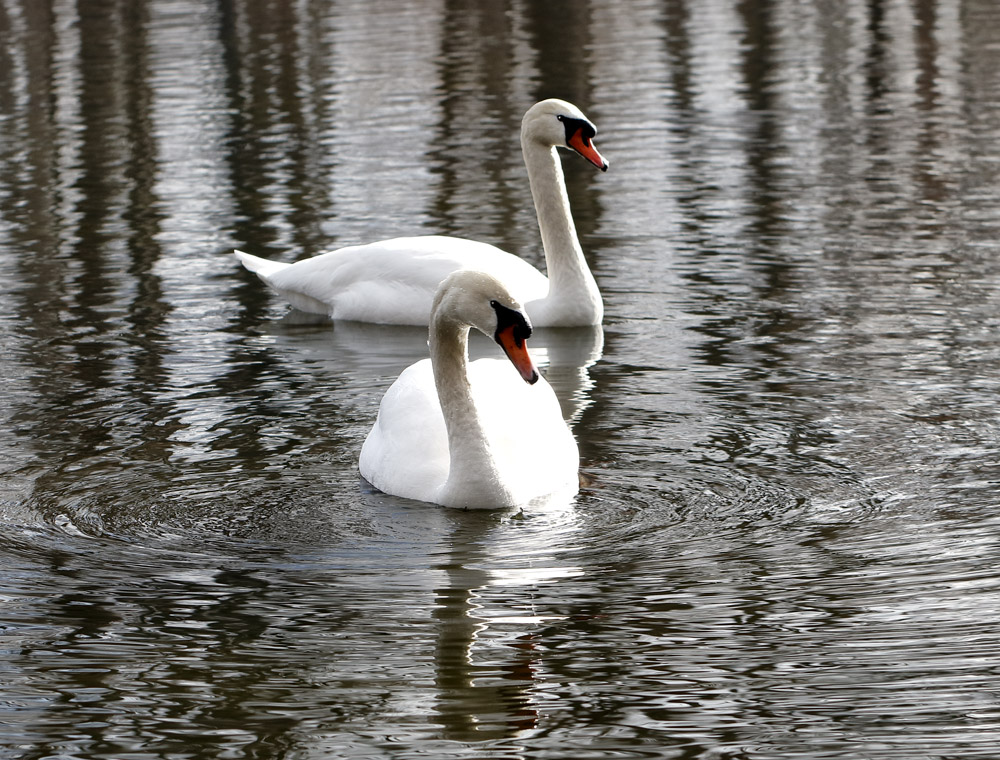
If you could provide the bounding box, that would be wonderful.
[522,98,609,172]
[432,270,539,385]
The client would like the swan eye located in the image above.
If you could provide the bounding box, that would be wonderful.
[490,300,532,344]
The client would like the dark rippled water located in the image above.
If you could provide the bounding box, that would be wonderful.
[3,0,1000,758]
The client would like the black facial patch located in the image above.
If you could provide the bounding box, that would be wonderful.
[558,115,597,144]
[490,300,532,346]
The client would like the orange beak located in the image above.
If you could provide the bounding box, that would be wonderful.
[497,325,539,385]
[568,128,609,171]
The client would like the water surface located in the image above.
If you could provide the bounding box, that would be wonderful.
[2,0,1000,758]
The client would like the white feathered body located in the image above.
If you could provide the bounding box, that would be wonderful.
[234,99,607,328]
[359,357,578,508]
[236,236,549,325]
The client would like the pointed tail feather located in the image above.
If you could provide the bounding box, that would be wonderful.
[234,250,289,280]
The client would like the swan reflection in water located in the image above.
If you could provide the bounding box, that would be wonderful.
[369,490,584,741]
[266,310,604,427]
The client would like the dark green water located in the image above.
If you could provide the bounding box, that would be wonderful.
[3,0,1000,757]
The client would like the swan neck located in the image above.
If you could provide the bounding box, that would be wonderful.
[429,322,506,504]
[522,138,602,323]
[524,142,585,274]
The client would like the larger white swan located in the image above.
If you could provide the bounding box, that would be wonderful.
[235,99,608,327]
[359,270,579,509]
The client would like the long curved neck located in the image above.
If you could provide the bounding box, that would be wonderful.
[522,139,602,324]
[430,321,512,507]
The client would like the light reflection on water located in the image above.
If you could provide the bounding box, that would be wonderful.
[2,0,1000,757]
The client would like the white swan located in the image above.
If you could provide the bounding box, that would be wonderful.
[235,99,608,327]
[359,270,579,509]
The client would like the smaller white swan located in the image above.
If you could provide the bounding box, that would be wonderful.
[359,270,579,509]
[235,99,607,327]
